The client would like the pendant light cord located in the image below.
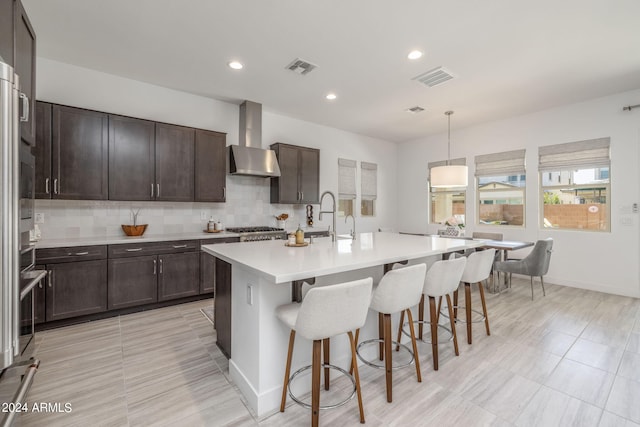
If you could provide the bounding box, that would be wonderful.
[445,110,454,166]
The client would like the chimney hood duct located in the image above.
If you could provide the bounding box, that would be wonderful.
[228,101,281,177]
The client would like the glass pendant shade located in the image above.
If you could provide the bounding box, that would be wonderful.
[430,164,468,188]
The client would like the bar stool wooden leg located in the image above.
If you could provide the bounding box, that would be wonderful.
[348,331,365,424]
[378,313,384,361]
[396,310,405,352]
[406,309,422,382]
[453,289,459,320]
[436,296,443,324]
[349,329,360,375]
[446,294,459,356]
[428,296,438,370]
[280,330,296,412]
[323,338,330,390]
[465,282,472,344]
[383,313,393,402]
[477,281,490,336]
[418,294,425,340]
[311,340,322,427]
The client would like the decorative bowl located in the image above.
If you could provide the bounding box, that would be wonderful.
[122,224,148,236]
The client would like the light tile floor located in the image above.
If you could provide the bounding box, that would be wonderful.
[17,277,640,426]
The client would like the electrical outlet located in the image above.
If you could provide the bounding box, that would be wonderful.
[200,211,208,220]
[247,284,253,305]
[35,213,44,224]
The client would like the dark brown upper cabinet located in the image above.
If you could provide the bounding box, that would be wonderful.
[155,123,195,202]
[34,101,52,199]
[52,105,109,200]
[14,0,36,146]
[194,129,226,202]
[270,143,320,204]
[108,114,155,201]
[0,0,13,67]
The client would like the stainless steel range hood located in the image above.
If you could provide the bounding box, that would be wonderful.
[228,101,281,178]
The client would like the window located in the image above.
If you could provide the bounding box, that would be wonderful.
[338,158,356,216]
[429,158,466,225]
[539,137,610,231]
[361,162,377,217]
[475,149,526,226]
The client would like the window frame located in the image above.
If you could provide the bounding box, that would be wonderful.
[428,158,466,225]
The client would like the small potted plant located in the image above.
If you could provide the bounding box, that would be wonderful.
[444,216,464,236]
[122,208,148,236]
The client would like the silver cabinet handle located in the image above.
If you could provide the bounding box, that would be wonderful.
[301,191,304,200]
[153,259,157,275]
[48,270,53,287]
[151,183,154,198]
[172,244,187,249]
[159,259,163,274]
[38,282,42,289]
[156,184,160,198]
[126,248,143,252]
[223,186,226,199]
[53,178,58,194]
[19,93,29,122]
[73,251,89,256]
[45,178,50,194]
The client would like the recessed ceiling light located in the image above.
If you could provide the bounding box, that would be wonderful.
[408,50,423,60]
[228,61,243,70]
[325,93,337,100]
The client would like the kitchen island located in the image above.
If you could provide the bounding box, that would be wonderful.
[202,232,483,417]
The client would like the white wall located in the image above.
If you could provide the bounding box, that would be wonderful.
[35,58,397,238]
[397,89,640,297]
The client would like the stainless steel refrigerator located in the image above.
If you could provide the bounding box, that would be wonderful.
[0,58,45,426]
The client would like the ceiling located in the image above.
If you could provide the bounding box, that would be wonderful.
[22,0,640,143]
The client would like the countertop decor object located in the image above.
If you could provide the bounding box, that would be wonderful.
[203,229,223,233]
[121,224,148,236]
[285,242,309,247]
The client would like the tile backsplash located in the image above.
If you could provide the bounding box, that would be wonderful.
[35,176,308,240]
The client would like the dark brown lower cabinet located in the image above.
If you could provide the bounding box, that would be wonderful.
[33,265,46,325]
[158,252,199,301]
[108,255,158,309]
[45,259,108,322]
[215,258,232,359]
[200,251,215,295]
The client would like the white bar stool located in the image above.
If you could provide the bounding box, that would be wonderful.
[356,263,426,403]
[454,249,495,344]
[277,277,373,427]
[399,255,467,370]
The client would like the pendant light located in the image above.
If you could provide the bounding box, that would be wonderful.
[430,111,468,188]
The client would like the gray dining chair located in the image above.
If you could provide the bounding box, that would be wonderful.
[493,238,553,300]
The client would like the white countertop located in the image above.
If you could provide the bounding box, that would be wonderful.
[35,231,240,249]
[202,231,484,284]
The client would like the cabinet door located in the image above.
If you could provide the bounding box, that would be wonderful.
[108,255,158,309]
[155,123,194,201]
[194,129,226,202]
[271,144,300,203]
[14,0,36,146]
[34,101,52,199]
[199,251,215,295]
[299,147,320,203]
[214,258,231,359]
[158,252,199,301]
[52,105,109,200]
[0,0,13,68]
[46,259,107,322]
[108,115,155,201]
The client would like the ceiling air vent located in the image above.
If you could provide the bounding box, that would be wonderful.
[412,66,455,87]
[405,106,425,114]
[286,58,318,75]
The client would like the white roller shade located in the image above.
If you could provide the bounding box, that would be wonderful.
[475,149,526,176]
[361,162,377,200]
[338,158,356,200]
[539,137,610,171]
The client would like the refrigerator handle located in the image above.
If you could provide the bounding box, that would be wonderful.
[19,92,29,122]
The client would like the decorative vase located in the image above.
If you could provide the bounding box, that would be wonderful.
[122,224,148,236]
[444,226,459,236]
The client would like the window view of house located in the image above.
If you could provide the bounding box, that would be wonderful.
[477,174,525,225]
[541,167,609,231]
[430,187,466,225]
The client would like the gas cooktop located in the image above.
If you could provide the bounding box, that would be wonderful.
[225,226,284,233]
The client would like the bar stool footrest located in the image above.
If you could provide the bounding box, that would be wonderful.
[287,363,356,410]
[440,306,486,323]
[355,338,415,370]
[401,320,453,343]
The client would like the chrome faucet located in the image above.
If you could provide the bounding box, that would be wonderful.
[345,214,356,240]
[318,191,337,242]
